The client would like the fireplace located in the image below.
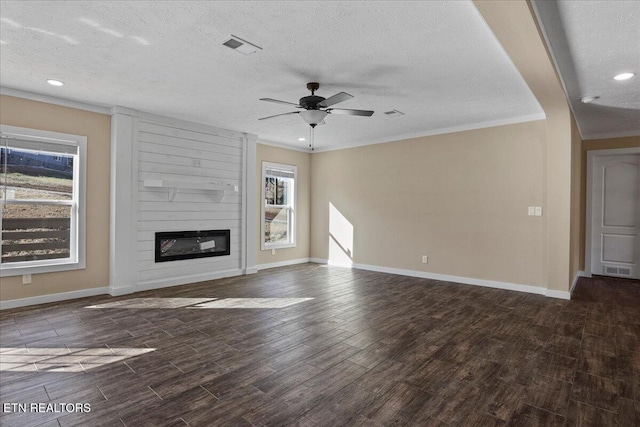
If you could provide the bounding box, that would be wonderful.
[155,230,230,262]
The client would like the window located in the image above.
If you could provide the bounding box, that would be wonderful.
[261,162,296,250]
[1,125,86,277]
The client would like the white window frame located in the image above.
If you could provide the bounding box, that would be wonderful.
[261,161,297,250]
[0,125,87,277]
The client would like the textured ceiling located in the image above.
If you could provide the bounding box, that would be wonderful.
[0,1,544,151]
[532,0,640,140]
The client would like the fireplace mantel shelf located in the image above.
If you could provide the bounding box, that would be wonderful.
[143,179,239,202]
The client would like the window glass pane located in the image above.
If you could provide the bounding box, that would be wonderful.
[264,176,275,205]
[276,178,288,205]
[1,203,71,263]
[264,206,289,244]
[264,176,291,206]
[1,146,73,201]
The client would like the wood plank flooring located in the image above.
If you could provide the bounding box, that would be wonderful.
[1,264,639,426]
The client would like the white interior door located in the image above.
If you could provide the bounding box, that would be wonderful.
[591,153,640,279]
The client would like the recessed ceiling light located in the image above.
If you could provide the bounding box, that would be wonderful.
[298,138,306,141]
[614,72,635,81]
[47,79,64,86]
[580,96,599,104]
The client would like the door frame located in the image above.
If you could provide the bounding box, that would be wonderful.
[585,146,640,276]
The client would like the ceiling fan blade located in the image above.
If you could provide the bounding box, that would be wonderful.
[326,108,374,117]
[258,111,300,120]
[259,98,301,107]
[318,92,353,108]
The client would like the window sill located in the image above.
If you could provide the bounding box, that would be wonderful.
[262,243,297,251]
[0,260,85,277]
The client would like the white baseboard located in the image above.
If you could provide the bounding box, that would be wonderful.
[545,289,571,300]
[108,286,135,296]
[135,268,243,292]
[0,287,109,310]
[245,267,258,275]
[308,259,576,299]
[569,270,588,296]
[256,258,311,271]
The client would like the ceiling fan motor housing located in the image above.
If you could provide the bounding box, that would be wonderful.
[299,95,326,110]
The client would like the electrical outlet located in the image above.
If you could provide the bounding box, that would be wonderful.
[22,274,32,285]
[422,255,428,264]
[535,206,543,216]
[271,249,276,255]
[528,207,535,216]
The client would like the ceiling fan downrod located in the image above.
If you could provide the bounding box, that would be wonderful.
[307,82,320,96]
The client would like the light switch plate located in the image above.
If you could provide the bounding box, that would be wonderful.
[528,207,535,216]
[535,207,542,216]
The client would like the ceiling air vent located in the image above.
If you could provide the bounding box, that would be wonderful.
[221,35,262,55]
[384,109,405,118]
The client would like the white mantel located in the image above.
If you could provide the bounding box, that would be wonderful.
[109,107,256,296]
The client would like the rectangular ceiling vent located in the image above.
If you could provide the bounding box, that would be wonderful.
[384,109,405,118]
[222,35,262,55]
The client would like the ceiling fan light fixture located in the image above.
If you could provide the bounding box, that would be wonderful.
[613,72,635,81]
[300,110,328,126]
[298,137,306,141]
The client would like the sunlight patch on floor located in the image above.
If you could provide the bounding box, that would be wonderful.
[0,347,155,372]
[85,298,216,309]
[85,297,314,310]
[189,297,314,309]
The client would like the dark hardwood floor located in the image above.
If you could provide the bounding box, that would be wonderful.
[1,264,638,426]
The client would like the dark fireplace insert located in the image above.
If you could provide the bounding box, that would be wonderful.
[155,230,230,262]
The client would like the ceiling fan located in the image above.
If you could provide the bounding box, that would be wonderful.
[259,82,374,150]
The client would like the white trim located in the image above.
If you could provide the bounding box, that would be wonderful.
[585,147,640,276]
[256,258,311,271]
[0,125,87,277]
[545,289,571,300]
[529,1,585,141]
[265,113,546,153]
[0,287,108,310]
[245,134,258,274]
[107,286,134,297]
[257,139,311,153]
[582,130,640,141]
[0,87,111,115]
[570,270,587,295]
[585,147,640,157]
[109,112,137,294]
[261,161,297,250]
[135,268,243,292]
[309,258,577,300]
[241,134,248,273]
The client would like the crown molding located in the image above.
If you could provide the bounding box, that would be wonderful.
[0,87,111,114]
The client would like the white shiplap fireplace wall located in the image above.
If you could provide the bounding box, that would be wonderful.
[109,107,257,296]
